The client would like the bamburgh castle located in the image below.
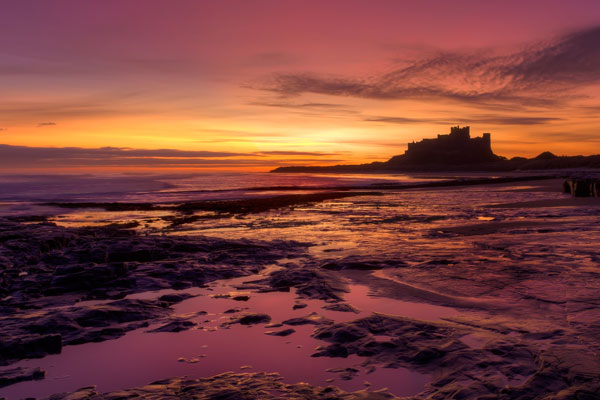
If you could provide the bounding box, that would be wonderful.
[272,124,600,172]
[399,126,502,164]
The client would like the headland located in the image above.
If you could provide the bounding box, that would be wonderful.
[272,126,600,173]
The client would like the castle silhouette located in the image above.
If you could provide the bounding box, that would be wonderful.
[387,125,502,165]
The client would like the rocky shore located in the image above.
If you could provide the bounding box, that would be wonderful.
[2,177,600,399]
[0,220,305,366]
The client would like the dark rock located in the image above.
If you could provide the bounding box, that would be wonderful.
[0,220,304,364]
[234,313,271,325]
[283,312,332,326]
[158,293,194,304]
[312,343,349,358]
[0,366,45,388]
[314,324,365,343]
[0,333,62,364]
[264,328,296,337]
[321,261,384,271]
[0,220,302,310]
[0,299,170,365]
[42,371,396,399]
[46,192,382,215]
[264,322,284,328]
[263,267,347,301]
[307,314,598,399]
[322,303,359,313]
[326,367,359,380]
[73,300,168,327]
[292,302,307,310]
[149,319,197,333]
[412,347,444,364]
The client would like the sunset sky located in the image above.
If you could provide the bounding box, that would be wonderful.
[1,0,600,170]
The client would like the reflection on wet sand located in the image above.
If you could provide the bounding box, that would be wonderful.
[2,274,430,399]
[1,175,600,399]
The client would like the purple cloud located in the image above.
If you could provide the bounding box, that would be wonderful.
[258,26,600,109]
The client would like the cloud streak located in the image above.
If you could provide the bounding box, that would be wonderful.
[366,115,562,125]
[257,150,342,156]
[0,91,158,123]
[258,26,600,109]
[249,101,352,110]
[0,145,245,160]
[0,144,343,169]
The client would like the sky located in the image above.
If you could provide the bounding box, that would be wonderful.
[1,0,600,171]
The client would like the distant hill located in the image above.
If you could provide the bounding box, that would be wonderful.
[272,126,600,173]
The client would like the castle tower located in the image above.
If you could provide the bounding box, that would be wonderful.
[450,125,470,140]
[482,133,491,149]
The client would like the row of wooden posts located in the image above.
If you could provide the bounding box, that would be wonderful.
[563,178,600,197]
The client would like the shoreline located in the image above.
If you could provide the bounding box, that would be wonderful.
[2,175,600,399]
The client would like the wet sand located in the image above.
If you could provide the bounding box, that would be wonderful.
[487,197,600,208]
[1,176,600,399]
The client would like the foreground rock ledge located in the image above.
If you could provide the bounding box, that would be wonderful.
[41,371,397,400]
[0,220,305,365]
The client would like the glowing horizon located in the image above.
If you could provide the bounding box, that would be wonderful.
[1,0,600,171]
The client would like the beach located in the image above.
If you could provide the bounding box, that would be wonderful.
[1,172,599,399]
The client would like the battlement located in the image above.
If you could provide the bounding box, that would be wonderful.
[449,125,470,139]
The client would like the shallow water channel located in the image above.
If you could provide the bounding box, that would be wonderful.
[1,270,458,399]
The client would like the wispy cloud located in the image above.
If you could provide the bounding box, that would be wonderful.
[37,122,56,127]
[527,131,600,143]
[257,150,342,156]
[257,26,600,109]
[0,144,344,169]
[247,101,359,118]
[0,91,153,123]
[0,145,244,160]
[249,101,350,110]
[366,115,562,125]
